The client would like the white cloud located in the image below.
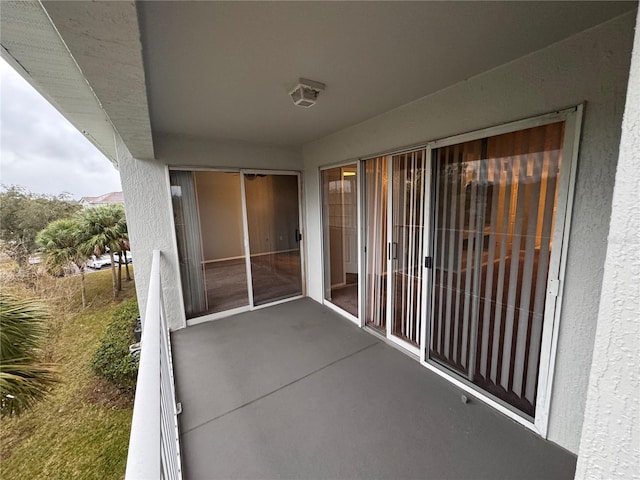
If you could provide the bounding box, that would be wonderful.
[0,58,122,199]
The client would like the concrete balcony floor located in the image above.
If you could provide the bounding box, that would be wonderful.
[171,298,576,480]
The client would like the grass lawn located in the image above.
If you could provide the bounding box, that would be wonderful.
[1,267,137,480]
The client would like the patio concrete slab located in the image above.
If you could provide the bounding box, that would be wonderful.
[172,298,576,480]
[171,298,379,433]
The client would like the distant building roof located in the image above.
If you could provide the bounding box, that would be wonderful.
[79,191,124,206]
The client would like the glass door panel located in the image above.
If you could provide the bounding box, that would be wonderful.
[170,170,249,319]
[363,157,388,332]
[243,173,303,306]
[390,151,426,348]
[321,165,359,317]
[194,172,249,314]
[429,122,565,416]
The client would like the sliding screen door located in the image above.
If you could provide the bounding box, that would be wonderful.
[390,151,426,348]
[429,122,565,416]
[321,165,359,317]
[363,150,427,351]
[243,173,303,306]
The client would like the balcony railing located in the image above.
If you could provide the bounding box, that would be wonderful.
[126,250,182,480]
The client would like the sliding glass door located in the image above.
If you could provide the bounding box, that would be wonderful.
[428,122,566,417]
[363,150,427,352]
[390,151,427,348]
[322,111,577,426]
[170,169,303,321]
[243,173,303,306]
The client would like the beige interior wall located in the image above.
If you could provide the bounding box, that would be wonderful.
[244,175,300,255]
[194,171,245,261]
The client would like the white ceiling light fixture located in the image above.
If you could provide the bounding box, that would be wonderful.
[289,78,325,108]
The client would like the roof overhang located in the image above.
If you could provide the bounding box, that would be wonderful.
[0,0,154,164]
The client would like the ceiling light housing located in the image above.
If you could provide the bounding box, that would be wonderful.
[289,78,325,108]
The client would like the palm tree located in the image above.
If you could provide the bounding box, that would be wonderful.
[115,223,131,290]
[121,238,132,282]
[37,218,89,307]
[80,205,128,298]
[0,294,58,417]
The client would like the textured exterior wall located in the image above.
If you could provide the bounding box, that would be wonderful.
[119,134,302,330]
[116,136,183,329]
[302,11,635,453]
[574,8,640,480]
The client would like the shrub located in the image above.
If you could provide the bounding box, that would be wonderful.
[0,293,58,417]
[91,300,139,390]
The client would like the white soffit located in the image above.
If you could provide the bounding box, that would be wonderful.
[0,0,118,163]
[41,1,154,161]
[139,1,636,147]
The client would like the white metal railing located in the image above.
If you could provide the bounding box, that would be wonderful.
[126,250,182,479]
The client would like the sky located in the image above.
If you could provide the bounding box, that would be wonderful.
[0,57,122,200]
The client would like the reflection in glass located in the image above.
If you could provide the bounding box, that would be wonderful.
[321,165,359,317]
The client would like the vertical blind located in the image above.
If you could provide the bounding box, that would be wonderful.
[391,150,426,346]
[364,156,388,331]
[429,122,565,416]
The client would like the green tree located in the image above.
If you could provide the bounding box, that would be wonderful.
[0,186,81,266]
[37,218,90,308]
[80,205,128,298]
[0,294,58,417]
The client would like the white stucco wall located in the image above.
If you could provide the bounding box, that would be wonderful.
[119,133,302,331]
[574,7,640,480]
[302,11,636,453]
[116,137,181,329]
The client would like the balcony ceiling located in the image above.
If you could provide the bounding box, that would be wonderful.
[138,1,635,147]
[3,1,635,162]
